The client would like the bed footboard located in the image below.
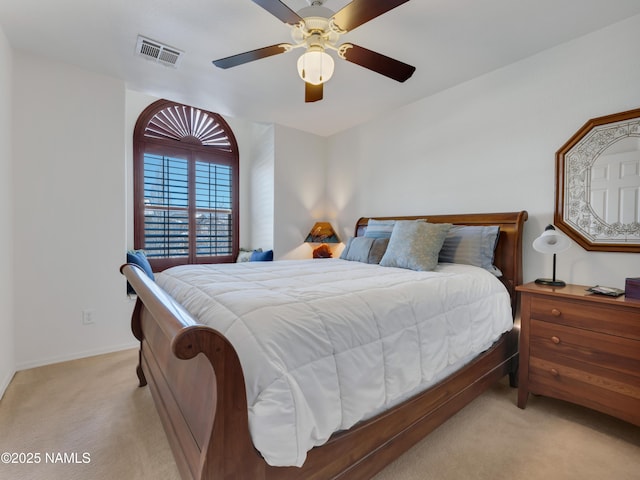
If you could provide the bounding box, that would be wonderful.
[122,264,265,480]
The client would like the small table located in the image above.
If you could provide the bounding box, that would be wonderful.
[516,282,640,426]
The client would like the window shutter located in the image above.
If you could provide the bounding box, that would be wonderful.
[195,161,233,257]
[133,100,239,270]
[143,154,189,258]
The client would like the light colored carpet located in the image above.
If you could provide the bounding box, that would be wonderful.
[0,348,638,480]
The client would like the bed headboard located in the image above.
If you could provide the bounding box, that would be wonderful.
[355,211,528,315]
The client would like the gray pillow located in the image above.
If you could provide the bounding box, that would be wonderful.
[439,225,502,275]
[341,237,389,264]
[380,221,452,271]
[368,237,389,264]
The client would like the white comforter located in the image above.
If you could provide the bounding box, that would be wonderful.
[156,259,513,467]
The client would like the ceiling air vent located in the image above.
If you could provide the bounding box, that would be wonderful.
[136,36,183,68]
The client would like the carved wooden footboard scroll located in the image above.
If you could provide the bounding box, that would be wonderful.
[123,263,263,479]
[121,210,528,480]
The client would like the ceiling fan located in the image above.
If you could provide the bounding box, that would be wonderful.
[212,0,415,102]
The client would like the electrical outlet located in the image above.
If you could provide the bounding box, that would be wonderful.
[82,309,95,325]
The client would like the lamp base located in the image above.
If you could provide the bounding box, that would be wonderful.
[535,278,566,287]
[312,244,332,258]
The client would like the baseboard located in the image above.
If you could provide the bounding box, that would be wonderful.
[15,341,139,372]
[0,369,16,401]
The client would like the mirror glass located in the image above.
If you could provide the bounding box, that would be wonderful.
[555,108,640,252]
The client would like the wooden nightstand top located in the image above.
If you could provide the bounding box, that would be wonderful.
[516,282,640,308]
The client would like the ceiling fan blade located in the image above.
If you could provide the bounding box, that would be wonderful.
[305,82,323,103]
[252,0,304,25]
[341,44,415,82]
[332,0,410,33]
[213,44,291,69]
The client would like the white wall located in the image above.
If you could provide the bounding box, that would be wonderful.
[0,26,15,397]
[327,15,640,288]
[274,125,328,259]
[244,122,275,252]
[12,52,136,369]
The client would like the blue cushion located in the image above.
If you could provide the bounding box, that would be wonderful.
[250,249,273,262]
[340,237,389,264]
[363,219,396,239]
[438,225,502,276]
[126,250,154,294]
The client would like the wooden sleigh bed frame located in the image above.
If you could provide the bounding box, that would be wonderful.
[121,211,528,480]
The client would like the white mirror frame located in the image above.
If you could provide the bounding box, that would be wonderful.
[555,107,640,252]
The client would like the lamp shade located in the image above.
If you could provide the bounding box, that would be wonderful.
[533,225,571,254]
[297,47,334,85]
[305,222,339,243]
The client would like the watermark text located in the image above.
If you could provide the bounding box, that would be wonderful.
[2,451,91,464]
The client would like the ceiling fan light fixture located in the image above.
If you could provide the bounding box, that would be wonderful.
[297,48,334,85]
[211,0,416,102]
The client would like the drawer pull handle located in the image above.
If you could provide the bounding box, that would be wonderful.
[551,308,561,317]
[550,368,559,377]
[551,336,560,344]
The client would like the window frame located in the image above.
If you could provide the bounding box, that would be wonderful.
[133,99,239,271]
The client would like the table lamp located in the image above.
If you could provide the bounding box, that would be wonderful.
[305,222,340,258]
[532,224,571,286]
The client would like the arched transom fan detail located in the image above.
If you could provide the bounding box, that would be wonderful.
[144,104,232,151]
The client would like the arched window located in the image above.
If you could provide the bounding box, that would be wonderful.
[133,99,239,271]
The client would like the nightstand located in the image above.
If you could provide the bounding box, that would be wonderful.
[516,282,640,426]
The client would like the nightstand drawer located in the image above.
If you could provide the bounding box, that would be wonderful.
[531,296,640,340]
[530,319,640,381]
[528,356,640,426]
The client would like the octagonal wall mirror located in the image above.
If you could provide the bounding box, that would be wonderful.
[555,107,640,252]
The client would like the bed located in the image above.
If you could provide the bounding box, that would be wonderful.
[121,211,527,480]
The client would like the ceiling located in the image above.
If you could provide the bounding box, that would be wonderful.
[2,0,640,136]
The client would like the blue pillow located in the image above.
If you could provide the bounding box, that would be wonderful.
[340,237,389,264]
[438,225,502,276]
[364,219,396,239]
[250,249,273,262]
[126,250,154,294]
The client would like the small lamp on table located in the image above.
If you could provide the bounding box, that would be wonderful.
[533,224,571,287]
[305,222,340,258]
